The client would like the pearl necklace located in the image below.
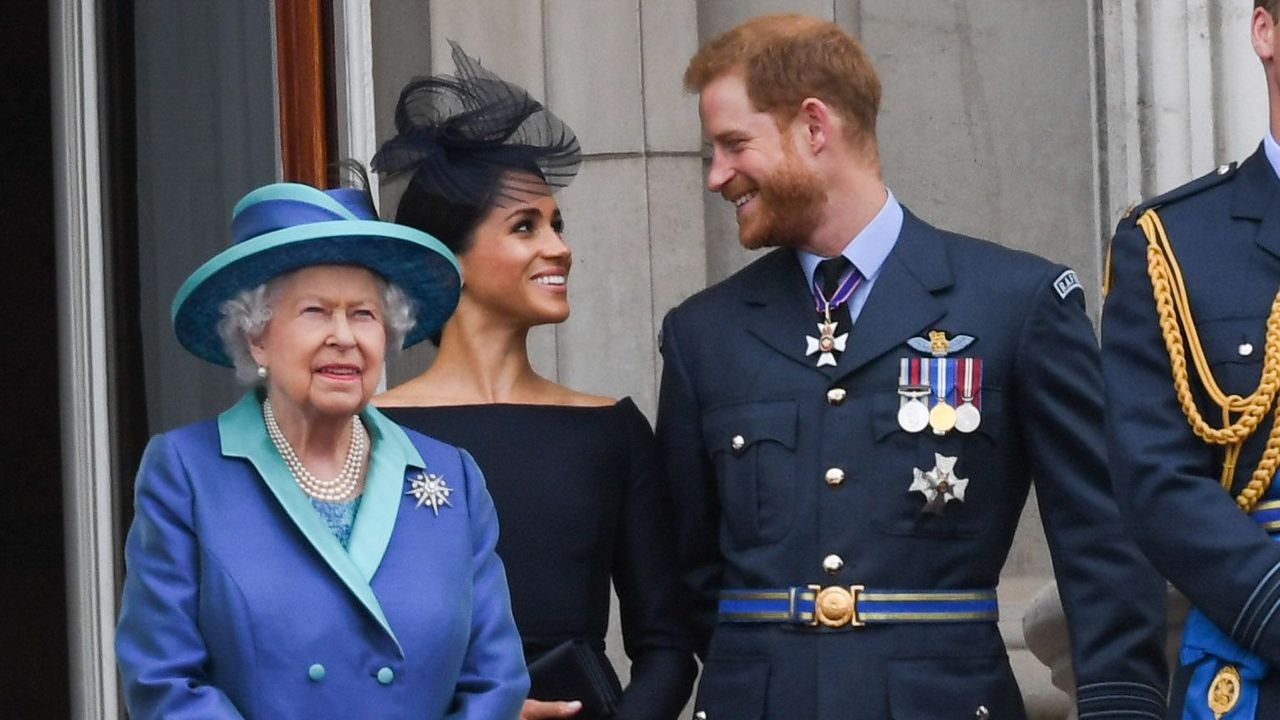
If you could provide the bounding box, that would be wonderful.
[262,399,367,502]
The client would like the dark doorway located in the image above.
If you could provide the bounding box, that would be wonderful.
[1,1,69,716]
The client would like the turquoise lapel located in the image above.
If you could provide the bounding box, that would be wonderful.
[218,392,425,654]
[349,405,424,584]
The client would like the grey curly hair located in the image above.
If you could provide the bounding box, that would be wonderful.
[216,272,417,384]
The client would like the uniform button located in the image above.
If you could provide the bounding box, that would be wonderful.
[826,387,847,405]
[1217,163,1232,175]
[824,467,845,486]
[1239,342,1255,357]
[975,706,990,719]
[694,712,708,720]
[376,666,394,685]
[307,663,325,681]
[822,554,844,574]
[730,434,746,452]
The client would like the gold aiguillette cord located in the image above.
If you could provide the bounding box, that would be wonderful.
[1139,208,1280,511]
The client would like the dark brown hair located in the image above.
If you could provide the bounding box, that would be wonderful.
[684,14,881,145]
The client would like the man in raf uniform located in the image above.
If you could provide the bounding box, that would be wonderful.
[1103,3,1280,718]
[656,14,1169,720]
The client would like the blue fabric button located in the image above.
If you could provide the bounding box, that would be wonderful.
[377,666,394,685]
[308,663,325,681]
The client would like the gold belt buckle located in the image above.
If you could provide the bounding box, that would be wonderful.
[809,584,865,628]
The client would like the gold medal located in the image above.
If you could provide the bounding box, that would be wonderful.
[929,401,956,435]
[1208,664,1241,719]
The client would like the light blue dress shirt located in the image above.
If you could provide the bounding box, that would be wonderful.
[797,189,903,325]
[1266,130,1280,181]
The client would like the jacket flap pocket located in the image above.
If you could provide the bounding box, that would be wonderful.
[1199,315,1267,366]
[887,656,1022,719]
[694,657,770,720]
[702,400,798,454]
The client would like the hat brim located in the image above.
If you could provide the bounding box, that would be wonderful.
[172,220,460,367]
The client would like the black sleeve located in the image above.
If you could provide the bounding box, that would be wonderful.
[610,399,697,720]
[655,309,721,658]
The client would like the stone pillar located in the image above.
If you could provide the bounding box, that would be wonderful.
[1096,0,1266,227]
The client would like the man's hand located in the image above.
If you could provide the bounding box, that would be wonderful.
[520,698,583,719]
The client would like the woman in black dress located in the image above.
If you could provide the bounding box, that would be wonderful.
[372,44,696,720]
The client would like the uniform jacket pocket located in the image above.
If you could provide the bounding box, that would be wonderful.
[887,655,1023,719]
[702,400,798,547]
[693,656,770,720]
[871,392,1002,538]
[1200,315,1267,397]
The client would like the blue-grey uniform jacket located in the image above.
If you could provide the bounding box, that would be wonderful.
[658,209,1169,720]
[1103,145,1280,719]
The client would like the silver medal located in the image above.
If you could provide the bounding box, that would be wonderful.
[898,399,930,433]
[897,383,931,433]
[954,402,981,433]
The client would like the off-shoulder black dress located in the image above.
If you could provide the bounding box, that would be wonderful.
[382,399,695,720]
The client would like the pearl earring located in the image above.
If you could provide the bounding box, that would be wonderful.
[256,364,268,379]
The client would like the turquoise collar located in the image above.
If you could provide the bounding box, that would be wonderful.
[218,391,424,653]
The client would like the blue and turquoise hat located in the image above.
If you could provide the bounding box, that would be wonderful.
[172,181,461,366]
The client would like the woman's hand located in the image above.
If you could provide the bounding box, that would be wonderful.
[520,698,582,718]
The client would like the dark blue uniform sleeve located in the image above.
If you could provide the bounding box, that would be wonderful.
[655,310,721,658]
[1103,219,1280,666]
[447,449,531,720]
[610,402,698,719]
[116,435,247,719]
[1017,266,1169,718]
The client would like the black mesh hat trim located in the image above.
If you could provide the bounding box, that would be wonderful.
[372,41,582,208]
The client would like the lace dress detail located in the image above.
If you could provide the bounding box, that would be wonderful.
[310,495,363,548]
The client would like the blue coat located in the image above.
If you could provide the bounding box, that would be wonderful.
[1103,146,1280,717]
[116,392,528,719]
[657,210,1169,719]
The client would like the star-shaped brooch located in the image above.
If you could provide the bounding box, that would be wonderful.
[805,321,848,367]
[405,471,453,516]
[909,453,969,515]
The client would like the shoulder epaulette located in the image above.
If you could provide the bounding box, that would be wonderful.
[1120,160,1240,223]
[1106,160,1240,296]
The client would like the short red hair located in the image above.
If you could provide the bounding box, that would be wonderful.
[684,14,882,145]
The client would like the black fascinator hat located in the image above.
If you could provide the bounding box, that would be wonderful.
[372,41,582,218]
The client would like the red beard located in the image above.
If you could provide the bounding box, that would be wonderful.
[726,154,827,250]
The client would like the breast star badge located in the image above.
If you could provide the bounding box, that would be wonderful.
[406,471,453,515]
[909,453,969,515]
[806,320,848,367]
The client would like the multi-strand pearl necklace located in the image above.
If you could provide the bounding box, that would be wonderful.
[262,399,367,502]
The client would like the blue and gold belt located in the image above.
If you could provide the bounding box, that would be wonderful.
[718,585,998,628]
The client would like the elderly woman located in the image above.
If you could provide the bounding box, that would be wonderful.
[373,45,696,720]
[115,175,527,719]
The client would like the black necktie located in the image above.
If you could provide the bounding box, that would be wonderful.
[816,256,855,332]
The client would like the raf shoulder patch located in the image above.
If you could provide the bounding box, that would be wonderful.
[1053,269,1082,301]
